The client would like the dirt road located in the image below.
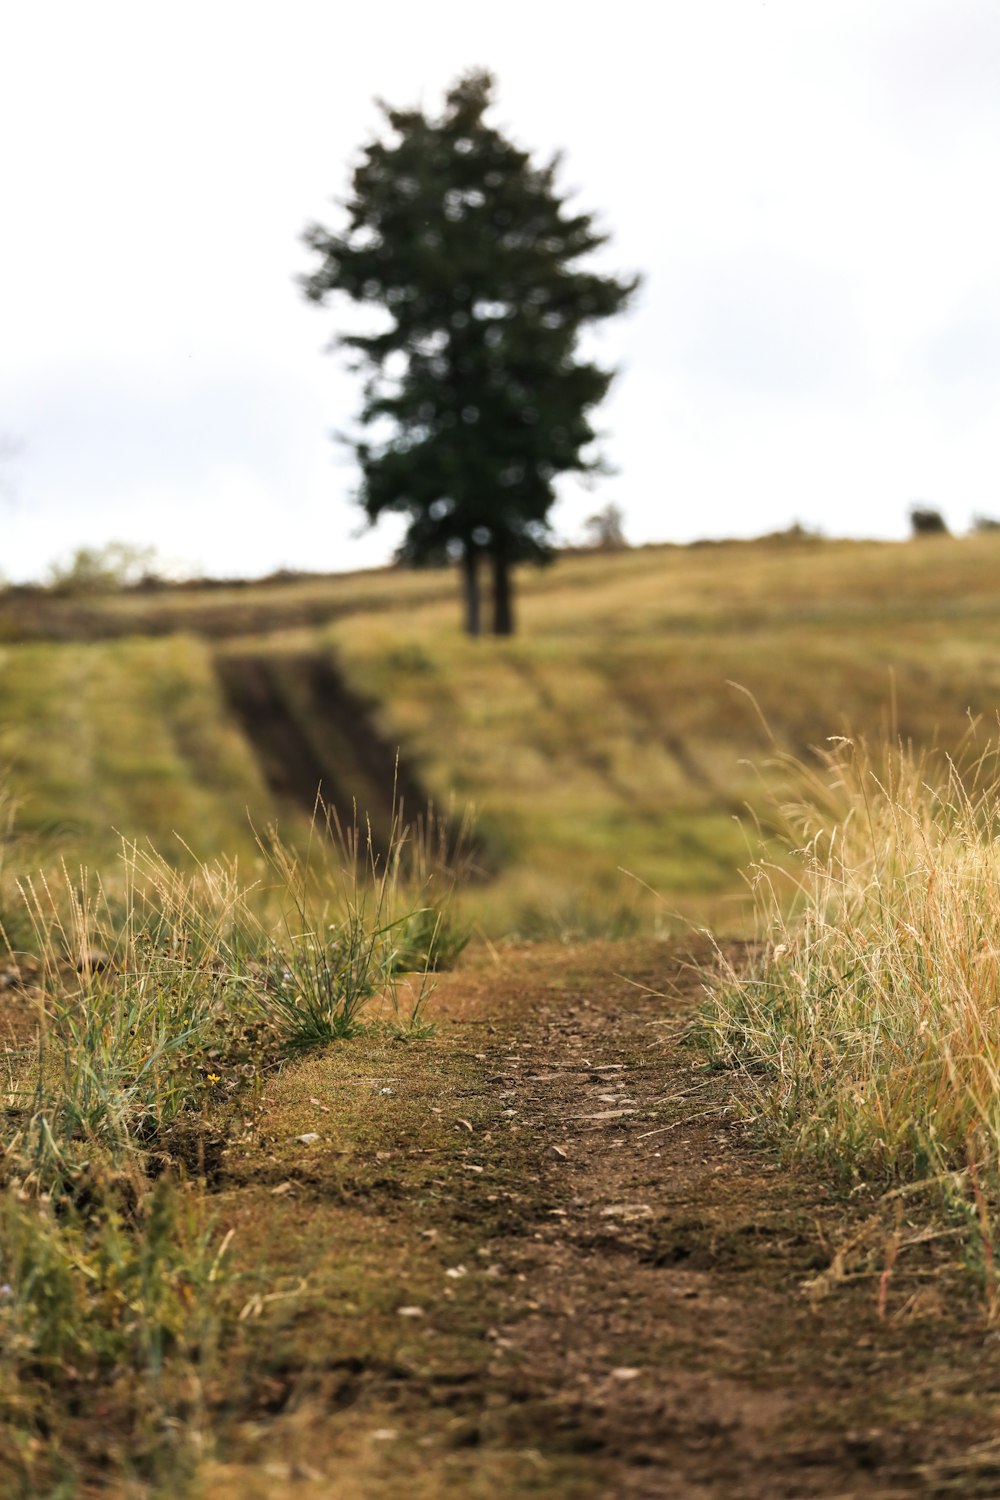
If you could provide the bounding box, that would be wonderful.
[199,940,1000,1499]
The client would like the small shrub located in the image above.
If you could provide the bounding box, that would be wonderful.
[910,505,949,536]
[46,542,165,594]
[583,502,628,551]
[259,907,392,1047]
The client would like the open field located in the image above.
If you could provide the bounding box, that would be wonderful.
[4,536,1000,1493]
[4,531,1000,931]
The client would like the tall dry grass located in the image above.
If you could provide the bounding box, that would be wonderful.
[704,734,1000,1299]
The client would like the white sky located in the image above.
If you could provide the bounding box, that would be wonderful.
[1,0,999,581]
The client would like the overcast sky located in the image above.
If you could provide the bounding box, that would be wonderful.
[2,1,998,581]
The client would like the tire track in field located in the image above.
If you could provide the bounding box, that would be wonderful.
[214,650,450,860]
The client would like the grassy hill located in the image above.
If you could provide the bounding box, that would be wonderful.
[7,532,1000,1495]
[3,530,1000,935]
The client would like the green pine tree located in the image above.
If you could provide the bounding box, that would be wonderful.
[301,70,639,635]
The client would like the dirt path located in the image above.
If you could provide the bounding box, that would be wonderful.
[197,940,1000,1499]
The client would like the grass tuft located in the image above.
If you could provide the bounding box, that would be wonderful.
[0,786,467,1491]
[703,734,1000,1303]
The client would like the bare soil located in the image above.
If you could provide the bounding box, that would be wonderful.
[194,940,1000,1499]
[213,649,472,864]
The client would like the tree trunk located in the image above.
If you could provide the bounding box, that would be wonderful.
[461,547,482,637]
[491,549,515,636]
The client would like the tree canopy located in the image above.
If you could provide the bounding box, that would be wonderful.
[301,70,639,634]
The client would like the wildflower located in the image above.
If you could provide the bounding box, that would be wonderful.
[207,1072,221,1084]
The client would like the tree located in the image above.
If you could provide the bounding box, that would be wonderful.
[909,505,949,537]
[301,70,639,635]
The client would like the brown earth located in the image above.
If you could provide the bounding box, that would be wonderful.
[213,650,429,843]
[212,649,474,866]
[188,939,1000,1500]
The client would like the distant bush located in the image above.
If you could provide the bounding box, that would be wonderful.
[46,542,166,593]
[752,521,822,545]
[910,506,949,537]
[972,513,1000,533]
[582,503,628,551]
[688,522,823,549]
[45,543,195,594]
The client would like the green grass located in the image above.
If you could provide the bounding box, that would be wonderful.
[4,531,1000,931]
[3,536,1000,1483]
[322,532,1000,932]
[0,798,464,1495]
[0,635,279,862]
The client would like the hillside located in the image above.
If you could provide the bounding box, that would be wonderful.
[6,536,1000,1496]
[2,531,1000,933]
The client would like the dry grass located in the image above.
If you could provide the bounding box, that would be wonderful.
[3,535,1000,1484]
[4,531,1000,932]
[702,734,1000,1306]
[323,532,1000,933]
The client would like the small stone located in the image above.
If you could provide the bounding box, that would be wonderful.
[270,1181,294,1196]
[611,1367,642,1382]
[295,1132,320,1146]
[455,1118,474,1132]
[397,1305,424,1318]
[371,1428,398,1442]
